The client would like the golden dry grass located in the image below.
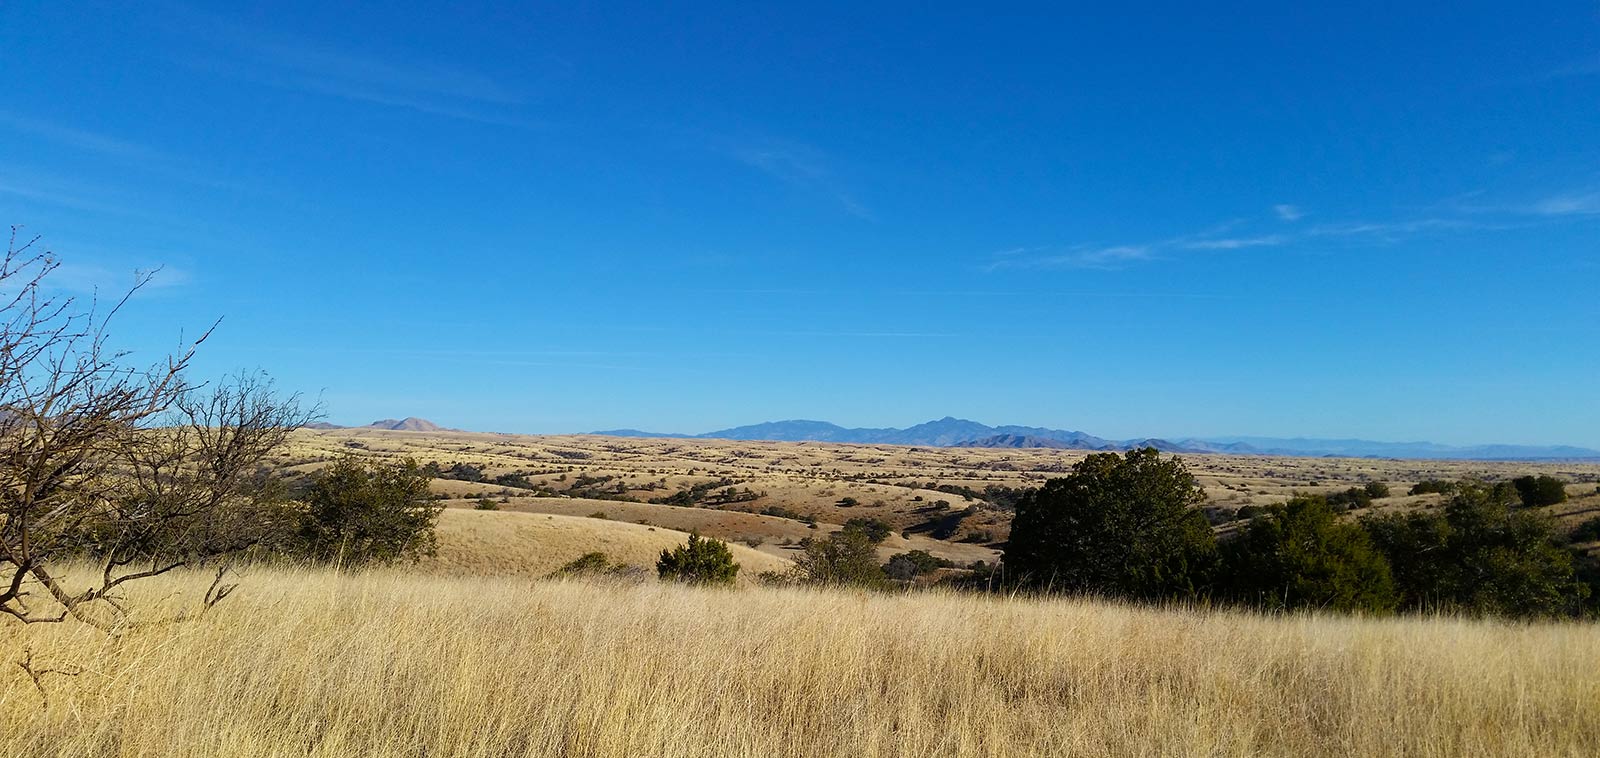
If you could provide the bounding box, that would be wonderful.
[3,566,1598,757]
[426,508,793,581]
[444,498,1002,567]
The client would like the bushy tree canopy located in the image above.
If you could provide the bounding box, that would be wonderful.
[1004,448,1216,599]
[1363,482,1586,618]
[792,528,890,589]
[656,533,739,585]
[1221,495,1397,613]
[1512,475,1568,507]
[842,517,893,544]
[297,457,440,564]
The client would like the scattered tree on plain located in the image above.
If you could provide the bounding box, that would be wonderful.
[883,549,949,583]
[1409,479,1456,496]
[842,517,892,544]
[1512,475,1568,507]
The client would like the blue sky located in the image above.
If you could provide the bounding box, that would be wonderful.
[2,2,1597,445]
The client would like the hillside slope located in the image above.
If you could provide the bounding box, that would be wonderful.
[428,508,791,581]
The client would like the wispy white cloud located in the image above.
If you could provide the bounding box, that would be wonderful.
[49,262,192,295]
[1529,192,1600,217]
[1068,245,1152,267]
[245,39,522,106]
[0,113,167,164]
[0,171,138,216]
[1273,204,1304,221]
[727,139,872,219]
[987,219,1295,270]
[1305,217,1485,238]
[1180,235,1288,250]
[985,244,1155,271]
[1544,54,1600,80]
[982,198,1579,272]
[0,112,255,193]
[176,11,531,126]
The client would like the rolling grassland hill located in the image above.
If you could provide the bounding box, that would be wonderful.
[281,428,1600,565]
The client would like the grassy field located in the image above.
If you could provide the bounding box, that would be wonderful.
[3,565,1598,757]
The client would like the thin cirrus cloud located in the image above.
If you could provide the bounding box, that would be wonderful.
[1179,235,1288,250]
[1529,192,1600,217]
[47,262,193,295]
[0,113,168,165]
[1542,54,1600,80]
[984,244,1153,271]
[0,170,142,216]
[726,139,873,220]
[0,113,246,193]
[174,11,532,126]
[982,196,1599,272]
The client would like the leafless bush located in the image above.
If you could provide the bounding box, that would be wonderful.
[0,227,313,631]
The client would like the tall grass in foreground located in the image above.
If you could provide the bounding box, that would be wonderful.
[2,567,1598,757]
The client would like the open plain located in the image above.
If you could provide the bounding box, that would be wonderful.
[3,430,1600,756]
[287,428,1600,573]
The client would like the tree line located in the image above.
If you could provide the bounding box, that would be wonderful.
[618,448,1599,619]
[1002,448,1597,619]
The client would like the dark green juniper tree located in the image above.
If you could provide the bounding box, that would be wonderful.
[1004,448,1216,599]
[1363,482,1586,618]
[656,533,740,585]
[297,457,441,564]
[1221,495,1397,613]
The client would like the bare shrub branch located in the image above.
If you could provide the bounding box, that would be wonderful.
[0,226,315,631]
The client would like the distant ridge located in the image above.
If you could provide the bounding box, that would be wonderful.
[302,417,455,432]
[366,417,450,432]
[961,434,1082,450]
[590,417,1600,461]
[590,428,685,438]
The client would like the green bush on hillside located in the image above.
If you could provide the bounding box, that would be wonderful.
[656,533,740,586]
[550,551,644,581]
[1568,516,1600,544]
[296,456,442,564]
[884,549,952,582]
[1325,487,1373,511]
[792,529,890,589]
[843,517,893,544]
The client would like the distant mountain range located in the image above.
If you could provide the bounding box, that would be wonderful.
[590,417,1600,461]
[303,417,453,432]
